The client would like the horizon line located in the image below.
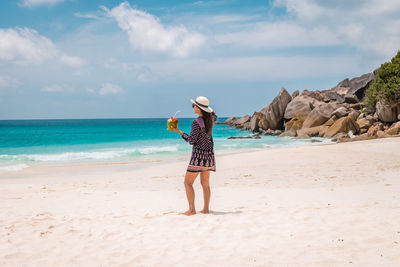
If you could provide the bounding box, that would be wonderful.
[0,116,233,121]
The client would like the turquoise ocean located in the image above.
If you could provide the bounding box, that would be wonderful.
[0,118,331,171]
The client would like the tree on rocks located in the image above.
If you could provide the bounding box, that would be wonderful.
[365,50,400,114]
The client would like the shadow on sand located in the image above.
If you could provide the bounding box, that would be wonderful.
[209,210,243,215]
[164,210,244,216]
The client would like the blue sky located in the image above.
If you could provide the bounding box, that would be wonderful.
[0,0,399,119]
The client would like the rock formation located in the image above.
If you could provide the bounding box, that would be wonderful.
[224,68,400,143]
[375,100,400,123]
[259,88,292,130]
[322,71,377,102]
[283,96,314,121]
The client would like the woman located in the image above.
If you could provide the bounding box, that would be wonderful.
[168,96,217,216]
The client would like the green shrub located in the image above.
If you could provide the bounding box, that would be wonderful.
[364,50,400,113]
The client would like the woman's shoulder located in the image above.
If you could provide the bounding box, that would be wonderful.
[193,113,218,126]
[194,117,205,128]
[211,112,218,123]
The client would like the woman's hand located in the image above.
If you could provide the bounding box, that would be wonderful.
[168,127,181,134]
[168,127,178,132]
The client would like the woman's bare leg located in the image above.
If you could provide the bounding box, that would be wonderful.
[183,171,199,216]
[200,171,210,214]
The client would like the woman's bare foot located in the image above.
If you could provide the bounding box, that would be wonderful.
[200,209,209,214]
[182,210,196,216]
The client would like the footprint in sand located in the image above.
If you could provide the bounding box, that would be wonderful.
[36,212,53,216]
[68,229,79,234]
[144,213,155,219]
[5,225,16,234]
[34,212,55,222]
[40,230,52,237]
[162,211,177,215]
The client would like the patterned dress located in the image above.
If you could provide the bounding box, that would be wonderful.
[182,113,217,172]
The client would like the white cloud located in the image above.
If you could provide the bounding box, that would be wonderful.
[60,54,86,67]
[41,83,124,95]
[204,14,261,24]
[103,58,158,81]
[74,12,102,20]
[274,0,400,21]
[84,83,123,95]
[19,0,64,8]
[0,27,55,63]
[0,76,20,88]
[214,0,400,59]
[359,0,400,16]
[104,2,206,57]
[273,0,325,21]
[216,22,341,48]
[99,83,124,95]
[0,27,85,67]
[146,55,360,83]
[41,84,65,92]
[192,0,233,7]
[0,77,8,88]
[86,87,95,93]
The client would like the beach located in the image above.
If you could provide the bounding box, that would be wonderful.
[0,137,399,266]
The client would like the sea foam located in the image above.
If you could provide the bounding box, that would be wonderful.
[0,164,29,171]
[0,145,180,163]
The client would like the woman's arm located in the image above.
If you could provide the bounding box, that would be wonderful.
[167,121,200,144]
[181,120,201,145]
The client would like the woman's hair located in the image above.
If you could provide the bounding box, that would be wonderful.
[200,109,216,135]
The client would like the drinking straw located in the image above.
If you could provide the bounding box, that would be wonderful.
[173,110,181,118]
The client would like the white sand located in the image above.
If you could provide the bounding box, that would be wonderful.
[1,137,399,266]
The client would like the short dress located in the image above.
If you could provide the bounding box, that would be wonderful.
[181,113,217,172]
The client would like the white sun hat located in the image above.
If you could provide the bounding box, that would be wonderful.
[190,96,213,113]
